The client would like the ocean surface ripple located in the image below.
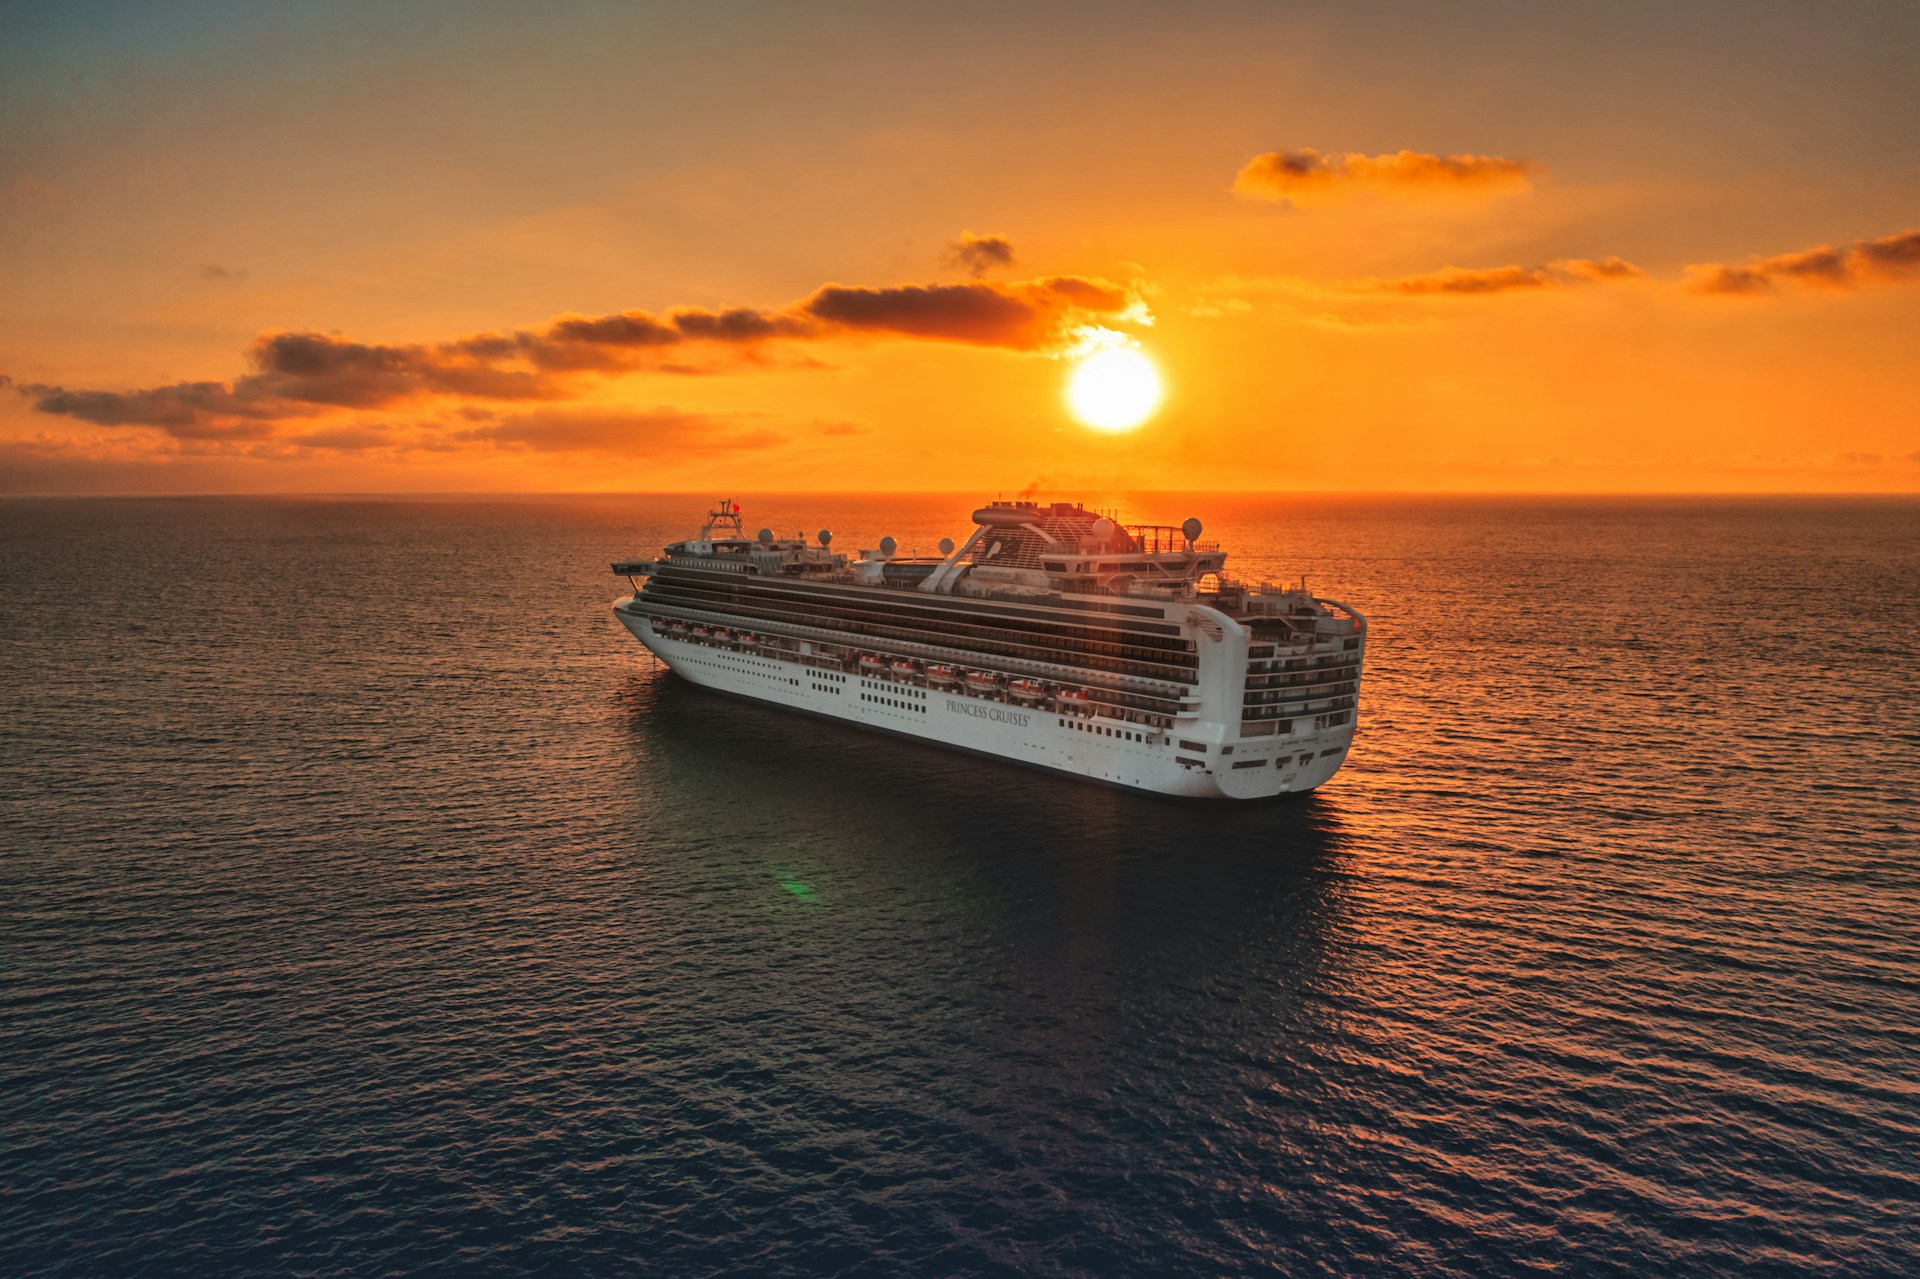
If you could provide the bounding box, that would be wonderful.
[3,494,1916,1277]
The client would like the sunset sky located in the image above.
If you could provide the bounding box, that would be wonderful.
[3,0,1916,494]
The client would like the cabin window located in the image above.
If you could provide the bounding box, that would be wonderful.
[1179,739,1207,752]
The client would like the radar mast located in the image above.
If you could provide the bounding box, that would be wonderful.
[701,498,746,539]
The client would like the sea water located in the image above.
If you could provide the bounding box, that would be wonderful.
[3,494,1916,1277]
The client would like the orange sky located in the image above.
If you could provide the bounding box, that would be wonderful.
[2,2,1916,495]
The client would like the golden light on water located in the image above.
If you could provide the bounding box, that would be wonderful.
[1066,346,1163,433]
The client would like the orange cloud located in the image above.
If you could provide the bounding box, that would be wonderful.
[947,231,1016,278]
[1684,228,1920,295]
[1369,257,1644,296]
[1232,148,1535,204]
[13,275,1141,436]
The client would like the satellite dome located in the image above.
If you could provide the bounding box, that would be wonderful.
[938,536,955,555]
[879,535,897,558]
[1181,517,1203,543]
[757,527,774,545]
[1091,517,1115,541]
[818,529,832,545]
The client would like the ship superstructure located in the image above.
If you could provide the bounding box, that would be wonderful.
[611,498,1365,798]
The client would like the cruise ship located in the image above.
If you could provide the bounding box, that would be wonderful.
[611,499,1365,798]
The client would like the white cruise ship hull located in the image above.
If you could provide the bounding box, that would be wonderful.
[616,606,1351,799]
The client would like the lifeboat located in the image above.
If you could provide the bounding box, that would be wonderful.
[713,628,733,643]
[889,660,917,678]
[857,655,885,673]
[690,626,711,639]
[739,633,761,647]
[963,671,999,692]
[925,665,958,685]
[1008,679,1046,702]
[1055,688,1090,707]
[667,621,688,635]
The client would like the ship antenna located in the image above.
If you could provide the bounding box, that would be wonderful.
[701,497,746,539]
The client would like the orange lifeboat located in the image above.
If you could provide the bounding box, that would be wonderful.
[1055,688,1090,707]
[857,655,885,673]
[963,671,999,693]
[740,633,761,647]
[889,660,917,678]
[690,625,711,639]
[926,665,958,685]
[713,628,734,643]
[1008,679,1046,702]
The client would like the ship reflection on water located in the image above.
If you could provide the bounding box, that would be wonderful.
[612,668,1356,994]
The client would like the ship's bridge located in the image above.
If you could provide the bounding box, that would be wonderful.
[943,500,1223,595]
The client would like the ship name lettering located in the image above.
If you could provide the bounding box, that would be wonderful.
[946,698,1030,727]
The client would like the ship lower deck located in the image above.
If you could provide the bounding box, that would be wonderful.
[615,604,1352,800]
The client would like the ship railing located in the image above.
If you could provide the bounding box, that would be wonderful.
[639,584,1204,680]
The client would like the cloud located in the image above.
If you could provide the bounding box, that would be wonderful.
[1683,228,1920,296]
[948,231,1015,278]
[1368,257,1645,296]
[13,273,1143,436]
[23,382,285,435]
[455,407,784,455]
[201,264,249,280]
[291,425,395,451]
[1233,148,1536,205]
[797,277,1133,347]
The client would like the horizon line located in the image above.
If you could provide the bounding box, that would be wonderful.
[4,488,1917,501]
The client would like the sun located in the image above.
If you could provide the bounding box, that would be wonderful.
[1066,346,1162,432]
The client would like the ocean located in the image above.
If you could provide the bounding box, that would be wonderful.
[3,493,1916,1277]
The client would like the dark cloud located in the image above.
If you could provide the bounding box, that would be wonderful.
[1372,257,1644,296]
[201,264,249,280]
[948,231,1015,278]
[1233,148,1535,204]
[12,272,1142,436]
[245,331,563,405]
[798,277,1133,347]
[1684,228,1920,295]
[22,381,285,434]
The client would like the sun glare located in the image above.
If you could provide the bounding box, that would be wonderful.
[1067,346,1162,432]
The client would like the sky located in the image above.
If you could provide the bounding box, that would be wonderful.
[2,0,1916,495]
